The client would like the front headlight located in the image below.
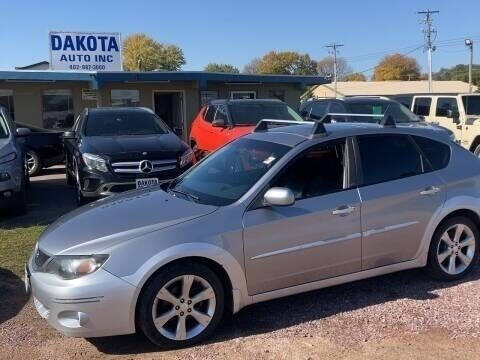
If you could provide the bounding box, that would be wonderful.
[82,153,108,172]
[179,148,195,167]
[44,254,109,280]
[0,152,17,165]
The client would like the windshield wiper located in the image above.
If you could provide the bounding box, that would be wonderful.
[169,188,200,202]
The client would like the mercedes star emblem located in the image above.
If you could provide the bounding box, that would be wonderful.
[139,160,153,174]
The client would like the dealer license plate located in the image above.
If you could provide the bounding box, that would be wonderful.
[136,178,159,189]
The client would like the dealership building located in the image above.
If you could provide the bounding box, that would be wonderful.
[0,69,327,140]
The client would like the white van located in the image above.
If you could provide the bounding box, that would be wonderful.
[410,94,480,154]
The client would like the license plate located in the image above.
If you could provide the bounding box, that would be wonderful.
[24,265,31,296]
[136,178,159,189]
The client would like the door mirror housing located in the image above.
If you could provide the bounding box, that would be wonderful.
[16,127,31,137]
[446,109,460,120]
[173,127,183,136]
[62,130,77,139]
[264,187,295,207]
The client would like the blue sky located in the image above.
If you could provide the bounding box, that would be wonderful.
[1,0,479,76]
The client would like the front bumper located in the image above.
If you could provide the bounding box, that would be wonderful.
[78,163,192,198]
[0,158,23,205]
[27,261,137,338]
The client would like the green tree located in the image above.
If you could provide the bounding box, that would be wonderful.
[344,72,367,81]
[317,56,351,79]
[204,63,240,73]
[256,51,317,75]
[123,34,186,71]
[373,54,420,81]
[434,64,480,86]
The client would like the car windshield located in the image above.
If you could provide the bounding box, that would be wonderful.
[0,114,9,139]
[346,101,421,123]
[462,96,480,115]
[229,103,303,126]
[84,111,169,136]
[169,138,291,206]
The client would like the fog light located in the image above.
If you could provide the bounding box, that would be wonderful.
[0,172,10,182]
[3,191,12,198]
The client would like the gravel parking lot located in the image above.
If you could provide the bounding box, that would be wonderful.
[1,169,480,359]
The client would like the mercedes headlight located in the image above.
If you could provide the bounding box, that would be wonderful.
[44,255,109,280]
[180,148,195,167]
[0,152,17,165]
[82,153,108,172]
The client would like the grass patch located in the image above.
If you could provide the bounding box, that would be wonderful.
[0,225,46,276]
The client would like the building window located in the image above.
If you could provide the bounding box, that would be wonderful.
[0,90,14,120]
[111,89,140,107]
[42,90,74,129]
[268,90,285,102]
[231,91,256,100]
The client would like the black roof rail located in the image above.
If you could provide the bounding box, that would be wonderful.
[253,119,328,138]
[317,112,396,128]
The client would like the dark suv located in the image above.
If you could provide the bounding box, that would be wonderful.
[300,97,423,124]
[64,107,195,205]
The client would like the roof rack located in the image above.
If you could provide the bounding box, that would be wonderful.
[253,119,328,138]
[317,112,396,128]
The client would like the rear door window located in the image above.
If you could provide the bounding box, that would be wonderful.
[435,97,459,117]
[412,135,450,171]
[357,134,423,186]
[204,106,216,123]
[412,97,432,116]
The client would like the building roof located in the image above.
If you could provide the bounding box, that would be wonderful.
[0,70,328,90]
[313,80,478,98]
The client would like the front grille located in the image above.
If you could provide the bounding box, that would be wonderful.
[33,248,50,270]
[111,159,178,174]
[110,184,136,193]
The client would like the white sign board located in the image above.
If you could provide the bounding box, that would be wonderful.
[49,31,122,71]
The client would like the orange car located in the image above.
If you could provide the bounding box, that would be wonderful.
[189,99,303,157]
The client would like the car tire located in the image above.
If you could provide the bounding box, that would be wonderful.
[26,150,42,177]
[427,216,479,281]
[73,159,88,206]
[474,144,480,157]
[138,262,225,349]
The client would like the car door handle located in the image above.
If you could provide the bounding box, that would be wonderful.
[332,205,356,216]
[420,186,440,196]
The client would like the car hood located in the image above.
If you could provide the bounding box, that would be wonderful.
[80,133,188,159]
[37,187,217,255]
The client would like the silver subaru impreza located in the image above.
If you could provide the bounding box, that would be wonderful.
[26,118,480,348]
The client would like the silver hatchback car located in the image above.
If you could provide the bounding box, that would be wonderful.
[27,118,480,348]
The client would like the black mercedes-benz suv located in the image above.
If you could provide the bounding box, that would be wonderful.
[64,107,195,205]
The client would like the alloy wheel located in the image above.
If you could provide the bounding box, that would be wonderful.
[437,223,476,275]
[26,152,36,174]
[152,275,216,341]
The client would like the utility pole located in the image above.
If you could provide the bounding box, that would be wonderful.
[325,43,344,98]
[465,39,474,93]
[418,9,439,93]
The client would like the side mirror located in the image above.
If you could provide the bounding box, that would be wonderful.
[212,118,227,128]
[62,131,76,139]
[173,127,183,136]
[263,187,295,207]
[446,109,460,119]
[16,128,31,137]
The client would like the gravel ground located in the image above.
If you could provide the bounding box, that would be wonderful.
[1,267,480,359]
